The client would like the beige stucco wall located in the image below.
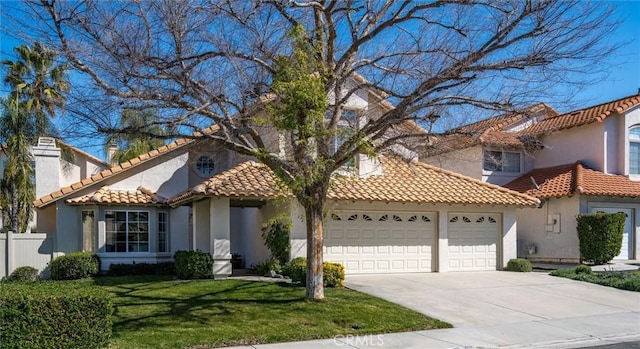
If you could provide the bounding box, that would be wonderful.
[422,146,484,180]
[516,196,581,262]
[534,123,605,171]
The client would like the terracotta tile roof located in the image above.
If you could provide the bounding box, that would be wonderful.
[67,186,167,205]
[421,103,556,156]
[504,162,640,199]
[169,155,539,207]
[34,125,219,208]
[519,94,640,136]
[169,161,289,204]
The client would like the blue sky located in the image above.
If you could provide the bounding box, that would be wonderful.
[0,1,639,159]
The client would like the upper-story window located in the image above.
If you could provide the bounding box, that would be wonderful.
[629,126,640,174]
[329,109,360,168]
[483,150,521,173]
[196,155,215,177]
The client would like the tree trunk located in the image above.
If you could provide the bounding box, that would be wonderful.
[304,200,325,301]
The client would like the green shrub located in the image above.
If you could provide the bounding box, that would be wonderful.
[505,258,532,272]
[107,262,175,276]
[261,214,291,265]
[50,252,100,280]
[577,212,626,264]
[323,262,346,287]
[253,259,283,275]
[282,257,345,287]
[6,266,40,282]
[282,257,306,282]
[0,282,112,349]
[174,250,213,279]
[575,264,592,274]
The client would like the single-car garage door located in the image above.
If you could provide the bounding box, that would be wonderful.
[448,213,500,271]
[324,211,436,274]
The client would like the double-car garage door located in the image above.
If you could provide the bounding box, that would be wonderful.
[324,211,500,274]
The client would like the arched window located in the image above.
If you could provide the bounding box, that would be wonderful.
[630,126,640,174]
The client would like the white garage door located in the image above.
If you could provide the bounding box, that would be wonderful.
[448,213,500,271]
[324,211,436,274]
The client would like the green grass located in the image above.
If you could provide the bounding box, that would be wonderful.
[550,268,640,292]
[80,276,450,349]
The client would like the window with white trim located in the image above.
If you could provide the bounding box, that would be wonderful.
[105,211,149,253]
[158,211,169,253]
[629,126,640,174]
[81,210,95,252]
[329,109,359,168]
[483,150,521,173]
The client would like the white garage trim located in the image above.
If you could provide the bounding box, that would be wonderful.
[324,210,436,274]
[447,213,501,271]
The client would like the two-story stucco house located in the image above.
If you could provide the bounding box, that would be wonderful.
[422,94,640,263]
[25,82,539,278]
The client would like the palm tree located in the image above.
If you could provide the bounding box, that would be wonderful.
[0,100,36,233]
[106,109,168,164]
[1,42,70,233]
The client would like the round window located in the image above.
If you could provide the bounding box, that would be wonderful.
[196,155,215,177]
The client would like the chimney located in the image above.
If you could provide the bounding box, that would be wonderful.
[107,142,119,165]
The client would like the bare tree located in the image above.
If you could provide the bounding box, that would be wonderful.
[7,0,619,300]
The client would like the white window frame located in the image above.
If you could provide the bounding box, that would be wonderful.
[628,125,640,176]
[482,149,522,175]
[157,211,169,253]
[329,108,360,169]
[104,210,151,253]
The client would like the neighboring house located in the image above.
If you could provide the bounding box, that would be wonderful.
[422,94,640,263]
[0,137,109,232]
[27,83,539,278]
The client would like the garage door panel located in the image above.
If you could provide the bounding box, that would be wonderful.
[325,211,435,274]
[448,213,500,272]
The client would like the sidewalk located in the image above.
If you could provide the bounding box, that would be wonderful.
[224,316,640,348]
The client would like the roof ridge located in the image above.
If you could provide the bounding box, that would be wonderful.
[572,161,584,194]
[410,159,540,204]
[34,126,219,208]
[544,93,640,122]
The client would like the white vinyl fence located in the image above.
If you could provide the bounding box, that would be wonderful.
[0,231,56,279]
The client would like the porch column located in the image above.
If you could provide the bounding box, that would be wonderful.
[437,210,448,272]
[289,200,307,259]
[210,197,232,278]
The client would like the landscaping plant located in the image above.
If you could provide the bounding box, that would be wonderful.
[49,252,100,280]
[0,282,112,349]
[576,212,625,264]
[505,258,533,272]
[261,214,292,265]
[4,266,40,282]
[174,250,213,279]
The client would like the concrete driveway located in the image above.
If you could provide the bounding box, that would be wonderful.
[346,272,639,328]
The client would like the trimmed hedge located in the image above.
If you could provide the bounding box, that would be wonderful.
[577,212,626,264]
[107,262,175,277]
[0,282,112,349]
[282,257,345,287]
[575,264,592,275]
[505,258,532,272]
[5,266,40,282]
[50,252,100,280]
[174,250,213,279]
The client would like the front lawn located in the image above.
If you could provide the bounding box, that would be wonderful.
[82,276,450,349]
[550,268,640,292]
